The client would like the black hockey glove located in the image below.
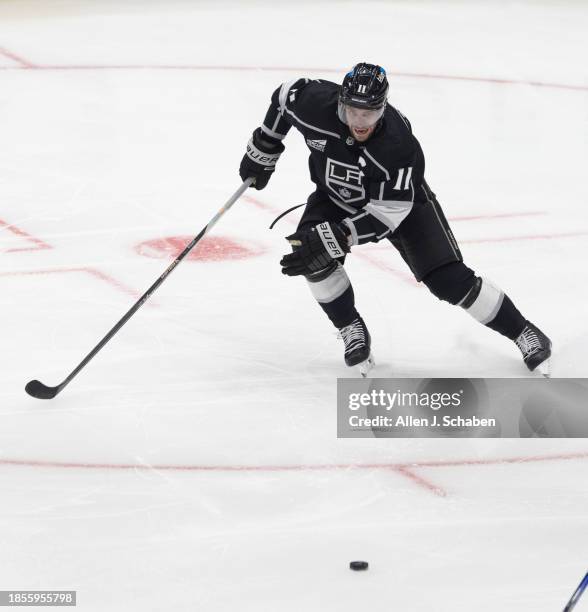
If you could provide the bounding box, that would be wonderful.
[239,128,285,190]
[280,221,351,277]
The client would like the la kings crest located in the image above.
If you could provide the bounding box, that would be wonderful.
[325,158,365,204]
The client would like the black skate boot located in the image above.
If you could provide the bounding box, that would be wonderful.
[339,316,374,376]
[514,321,552,376]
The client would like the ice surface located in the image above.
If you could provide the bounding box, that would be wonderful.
[1,1,588,610]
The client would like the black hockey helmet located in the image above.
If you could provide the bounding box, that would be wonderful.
[338,62,389,127]
[340,62,389,109]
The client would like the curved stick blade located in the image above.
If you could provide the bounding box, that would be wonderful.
[25,380,60,399]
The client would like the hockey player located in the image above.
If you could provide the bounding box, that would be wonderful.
[238,62,552,376]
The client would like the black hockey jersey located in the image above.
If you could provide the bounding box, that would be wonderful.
[259,78,426,245]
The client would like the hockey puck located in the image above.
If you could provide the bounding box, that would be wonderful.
[349,561,369,571]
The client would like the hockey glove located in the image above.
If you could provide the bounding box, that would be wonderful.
[280,221,351,277]
[239,128,285,190]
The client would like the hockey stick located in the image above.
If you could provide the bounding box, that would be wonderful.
[25,177,255,400]
[563,571,588,612]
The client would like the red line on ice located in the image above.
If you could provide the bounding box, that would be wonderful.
[448,211,546,222]
[461,230,588,244]
[0,46,36,68]
[242,195,276,213]
[82,267,149,301]
[2,452,587,498]
[409,452,588,468]
[395,466,447,497]
[0,218,52,252]
[0,62,585,92]
[354,251,420,287]
[367,228,588,250]
[0,266,145,302]
[247,195,583,248]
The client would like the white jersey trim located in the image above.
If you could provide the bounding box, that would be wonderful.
[261,124,286,140]
[365,200,413,232]
[284,108,341,139]
[342,218,359,245]
[278,78,300,112]
[361,148,391,180]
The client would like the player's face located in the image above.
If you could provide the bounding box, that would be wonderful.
[344,106,382,141]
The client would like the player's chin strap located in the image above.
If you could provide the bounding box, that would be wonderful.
[269,202,306,229]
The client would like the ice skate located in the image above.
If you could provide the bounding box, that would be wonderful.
[357,353,376,378]
[514,321,552,377]
[339,316,374,377]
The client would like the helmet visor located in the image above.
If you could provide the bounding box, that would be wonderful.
[338,102,384,129]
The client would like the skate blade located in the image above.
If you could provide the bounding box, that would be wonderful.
[358,353,375,378]
[536,358,551,378]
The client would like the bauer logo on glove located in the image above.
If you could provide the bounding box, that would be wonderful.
[239,128,285,190]
[281,221,351,277]
[316,222,346,258]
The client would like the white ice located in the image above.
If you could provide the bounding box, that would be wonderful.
[1,1,588,610]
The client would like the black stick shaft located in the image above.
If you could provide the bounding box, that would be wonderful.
[54,178,253,395]
[564,572,588,612]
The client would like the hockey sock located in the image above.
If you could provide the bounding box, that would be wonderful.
[485,295,527,339]
[460,277,526,340]
[306,263,358,328]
